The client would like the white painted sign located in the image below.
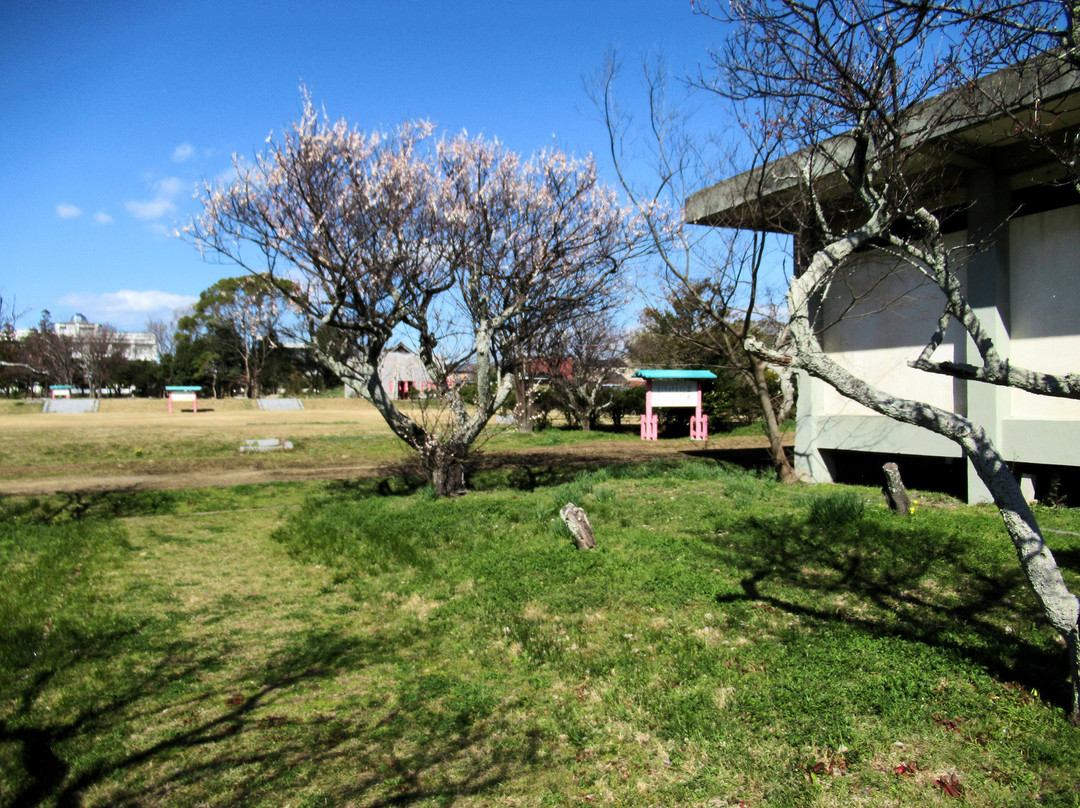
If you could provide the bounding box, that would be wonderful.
[651,379,699,408]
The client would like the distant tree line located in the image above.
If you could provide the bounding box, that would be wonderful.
[0,281,340,399]
[2,279,788,436]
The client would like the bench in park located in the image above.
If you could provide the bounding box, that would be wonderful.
[256,398,305,411]
[43,398,99,414]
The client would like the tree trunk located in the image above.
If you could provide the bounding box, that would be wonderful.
[420,440,468,498]
[514,372,535,433]
[1070,629,1080,724]
[776,365,796,422]
[749,355,796,483]
[970,440,1080,723]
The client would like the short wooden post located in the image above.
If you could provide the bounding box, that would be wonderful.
[882,462,913,514]
[560,503,596,550]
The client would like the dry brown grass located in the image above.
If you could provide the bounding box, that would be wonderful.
[0,397,410,494]
[0,397,784,497]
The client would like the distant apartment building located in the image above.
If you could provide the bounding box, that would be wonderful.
[16,313,159,362]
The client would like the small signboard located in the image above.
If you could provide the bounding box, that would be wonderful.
[651,379,700,408]
[632,369,717,442]
[165,385,202,413]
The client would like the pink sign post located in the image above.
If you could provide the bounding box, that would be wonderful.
[641,380,659,440]
[633,370,717,442]
[165,386,202,413]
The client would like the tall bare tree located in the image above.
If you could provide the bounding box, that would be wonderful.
[592,55,797,481]
[0,295,30,394]
[543,313,627,431]
[22,311,78,390]
[694,0,1080,718]
[187,95,643,496]
[77,325,124,398]
[145,312,180,359]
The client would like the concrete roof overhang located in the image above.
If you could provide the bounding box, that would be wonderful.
[685,58,1080,235]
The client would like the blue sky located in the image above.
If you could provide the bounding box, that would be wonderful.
[1,1,726,332]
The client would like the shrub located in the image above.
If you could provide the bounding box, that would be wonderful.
[807,489,866,527]
[607,386,645,429]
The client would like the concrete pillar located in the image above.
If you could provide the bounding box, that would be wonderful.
[963,167,1012,503]
[794,369,836,483]
[792,232,836,483]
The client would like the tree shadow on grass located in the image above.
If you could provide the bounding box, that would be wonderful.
[330,453,633,499]
[0,488,186,523]
[467,446,778,494]
[708,513,1072,711]
[2,620,541,807]
[330,447,776,500]
[679,446,780,473]
[1047,544,1080,576]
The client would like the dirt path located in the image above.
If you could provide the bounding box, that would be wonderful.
[0,435,788,496]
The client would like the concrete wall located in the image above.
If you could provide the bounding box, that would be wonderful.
[1008,205,1080,419]
[818,239,966,416]
[797,202,1080,502]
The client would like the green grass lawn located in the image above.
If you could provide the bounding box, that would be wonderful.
[2,462,1079,807]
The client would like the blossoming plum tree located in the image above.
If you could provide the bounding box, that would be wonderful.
[187,95,642,496]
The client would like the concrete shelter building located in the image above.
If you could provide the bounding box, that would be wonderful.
[342,342,437,401]
[685,61,1080,503]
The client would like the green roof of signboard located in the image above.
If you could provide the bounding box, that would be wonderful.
[632,370,717,379]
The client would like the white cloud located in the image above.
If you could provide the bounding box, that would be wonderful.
[125,176,187,220]
[57,290,198,325]
[125,198,176,220]
[172,142,195,162]
[57,203,82,219]
[94,211,113,224]
[155,176,186,197]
